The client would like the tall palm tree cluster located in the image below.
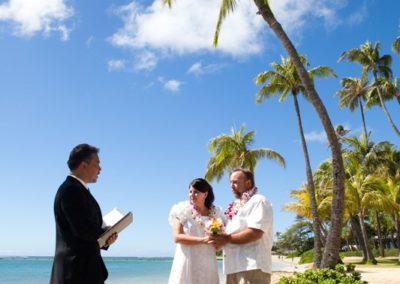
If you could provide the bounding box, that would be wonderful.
[338,41,400,137]
[163,0,399,269]
[286,133,400,264]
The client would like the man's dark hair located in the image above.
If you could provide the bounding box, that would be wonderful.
[67,144,99,171]
[232,168,255,188]
[189,178,215,209]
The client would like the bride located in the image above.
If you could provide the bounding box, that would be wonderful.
[168,178,226,284]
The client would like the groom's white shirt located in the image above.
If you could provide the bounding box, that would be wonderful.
[223,194,273,275]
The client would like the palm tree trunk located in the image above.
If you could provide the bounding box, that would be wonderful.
[359,212,377,263]
[350,214,368,262]
[394,215,400,263]
[392,214,400,249]
[292,93,322,267]
[358,97,368,139]
[374,211,385,257]
[253,0,345,268]
[372,73,400,137]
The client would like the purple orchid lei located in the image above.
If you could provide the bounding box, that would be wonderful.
[225,187,257,220]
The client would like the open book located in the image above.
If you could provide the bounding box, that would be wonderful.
[98,208,133,248]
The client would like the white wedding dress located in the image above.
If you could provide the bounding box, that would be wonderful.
[168,201,225,284]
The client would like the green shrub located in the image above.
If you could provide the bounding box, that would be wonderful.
[287,251,301,258]
[299,249,314,264]
[372,248,399,257]
[346,263,356,272]
[277,264,366,284]
[340,250,363,257]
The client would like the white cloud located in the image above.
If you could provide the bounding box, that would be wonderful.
[134,51,157,71]
[346,4,368,26]
[0,0,74,39]
[158,77,182,92]
[304,130,328,143]
[110,0,263,57]
[164,80,182,92]
[110,0,351,58]
[108,59,126,72]
[270,0,349,33]
[187,61,224,76]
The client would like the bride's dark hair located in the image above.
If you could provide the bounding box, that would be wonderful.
[189,178,215,209]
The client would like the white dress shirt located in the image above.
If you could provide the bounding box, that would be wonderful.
[223,194,273,275]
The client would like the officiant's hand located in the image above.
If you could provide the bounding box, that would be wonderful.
[106,232,118,246]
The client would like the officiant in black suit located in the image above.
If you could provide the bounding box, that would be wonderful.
[50,143,118,284]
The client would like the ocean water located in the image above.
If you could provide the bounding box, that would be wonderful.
[0,256,292,283]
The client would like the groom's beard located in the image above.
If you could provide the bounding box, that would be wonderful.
[232,190,241,199]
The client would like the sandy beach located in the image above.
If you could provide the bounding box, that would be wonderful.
[271,255,400,284]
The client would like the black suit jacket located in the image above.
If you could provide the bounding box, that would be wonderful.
[50,176,108,284]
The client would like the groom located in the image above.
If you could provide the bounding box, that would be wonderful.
[211,168,273,284]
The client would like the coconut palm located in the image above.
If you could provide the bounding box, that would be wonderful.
[255,54,336,266]
[344,170,386,264]
[392,36,400,55]
[313,158,370,261]
[339,41,400,137]
[373,142,400,249]
[164,0,345,268]
[367,77,400,106]
[336,76,370,138]
[205,125,285,181]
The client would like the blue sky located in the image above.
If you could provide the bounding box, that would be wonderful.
[0,0,399,257]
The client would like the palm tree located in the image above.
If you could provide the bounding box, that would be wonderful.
[367,77,400,106]
[345,170,386,264]
[205,125,285,181]
[373,142,400,250]
[255,55,336,266]
[392,36,400,55]
[164,0,345,268]
[336,76,370,138]
[313,158,370,261]
[339,41,400,137]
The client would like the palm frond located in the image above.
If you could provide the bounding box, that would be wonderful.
[392,36,400,55]
[213,0,237,47]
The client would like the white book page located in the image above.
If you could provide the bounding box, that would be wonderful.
[102,208,125,228]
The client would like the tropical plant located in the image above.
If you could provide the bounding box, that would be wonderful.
[277,264,366,284]
[336,76,370,138]
[373,142,400,249]
[339,41,400,137]
[367,76,400,106]
[341,134,399,263]
[255,54,336,266]
[392,36,400,55]
[164,0,345,268]
[205,125,285,181]
[274,216,314,255]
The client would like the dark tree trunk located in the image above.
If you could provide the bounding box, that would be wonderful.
[350,214,367,261]
[359,98,368,139]
[253,0,345,268]
[292,93,322,267]
[375,211,385,257]
[359,212,377,263]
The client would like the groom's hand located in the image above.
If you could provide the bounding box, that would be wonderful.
[209,234,231,248]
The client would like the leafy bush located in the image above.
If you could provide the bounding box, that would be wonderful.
[277,264,366,284]
[372,248,399,257]
[287,251,301,258]
[340,250,363,257]
[346,263,356,272]
[299,249,314,264]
